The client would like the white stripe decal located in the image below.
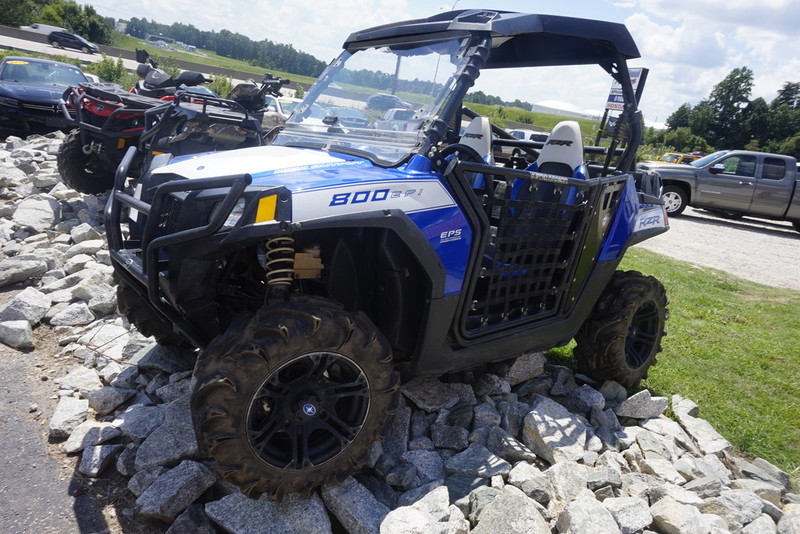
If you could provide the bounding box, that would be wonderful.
[290,179,456,222]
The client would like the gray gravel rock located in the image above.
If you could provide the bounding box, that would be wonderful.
[321,476,389,534]
[85,386,137,415]
[614,389,668,419]
[0,258,49,288]
[0,320,35,349]
[166,504,217,534]
[557,494,622,533]
[401,376,460,413]
[78,443,124,477]
[523,394,588,464]
[136,460,216,522]
[112,404,166,442]
[444,442,511,478]
[205,491,332,534]
[62,421,122,454]
[135,394,198,471]
[0,286,51,324]
[471,485,550,534]
[602,497,653,534]
[49,396,89,438]
[650,496,707,534]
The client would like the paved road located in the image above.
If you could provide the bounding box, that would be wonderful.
[1,34,144,71]
[636,206,800,291]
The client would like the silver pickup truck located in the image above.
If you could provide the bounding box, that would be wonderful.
[638,150,800,233]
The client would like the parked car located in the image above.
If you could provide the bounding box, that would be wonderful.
[20,23,68,35]
[0,56,89,137]
[264,96,327,119]
[365,92,411,111]
[640,149,800,231]
[638,152,701,167]
[47,31,100,54]
[375,107,422,131]
[324,106,369,127]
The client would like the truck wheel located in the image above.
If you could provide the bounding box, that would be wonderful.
[116,277,190,347]
[57,130,116,194]
[574,271,668,389]
[191,296,399,498]
[661,185,687,216]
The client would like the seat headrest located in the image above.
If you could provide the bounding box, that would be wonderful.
[536,121,584,172]
[460,116,494,165]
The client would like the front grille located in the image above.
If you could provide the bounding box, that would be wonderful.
[21,103,58,115]
[462,170,604,335]
[154,195,183,238]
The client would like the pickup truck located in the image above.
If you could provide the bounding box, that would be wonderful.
[375,107,421,131]
[638,150,800,232]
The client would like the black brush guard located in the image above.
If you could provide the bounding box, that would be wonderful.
[106,146,252,347]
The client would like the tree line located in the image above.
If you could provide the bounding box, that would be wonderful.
[0,0,113,44]
[125,18,327,79]
[647,67,800,158]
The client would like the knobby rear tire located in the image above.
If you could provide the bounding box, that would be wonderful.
[574,270,668,389]
[57,129,116,194]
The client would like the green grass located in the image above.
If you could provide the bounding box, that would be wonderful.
[109,32,318,87]
[549,247,800,489]
[464,102,601,134]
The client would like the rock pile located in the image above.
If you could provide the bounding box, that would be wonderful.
[1,132,799,533]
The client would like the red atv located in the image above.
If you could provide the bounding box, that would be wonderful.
[57,49,211,194]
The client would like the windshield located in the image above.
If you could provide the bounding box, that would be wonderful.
[0,59,87,86]
[658,154,680,163]
[273,37,470,165]
[690,150,728,167]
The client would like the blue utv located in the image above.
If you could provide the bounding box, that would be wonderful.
[106,9,670,497]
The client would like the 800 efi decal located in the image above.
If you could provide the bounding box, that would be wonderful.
[291,180,457,222]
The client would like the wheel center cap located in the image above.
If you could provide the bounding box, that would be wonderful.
[302,403,317,416]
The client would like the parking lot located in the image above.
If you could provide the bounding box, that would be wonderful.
[636,207,800,291]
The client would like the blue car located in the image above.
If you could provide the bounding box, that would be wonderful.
[0,56,89,137]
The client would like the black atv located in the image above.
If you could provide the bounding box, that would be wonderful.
[107,10,669,498]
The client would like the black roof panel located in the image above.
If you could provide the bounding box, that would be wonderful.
[344,10,640,68]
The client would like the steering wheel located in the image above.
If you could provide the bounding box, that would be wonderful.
[438,143,489,189]
[438,143,486,165]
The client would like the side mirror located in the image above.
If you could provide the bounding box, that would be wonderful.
[135,49,150,64]
[709,163,725,174]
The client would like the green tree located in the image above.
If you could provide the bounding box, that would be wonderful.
[663,127,710,153]
[688,100,714,139]
[207,75,233,98]
[0,0,37,26]
[707,66,754,147]
[776,134,800,158]
[775,82,800,109]
[741,97,770,147]
[665,103,692,130]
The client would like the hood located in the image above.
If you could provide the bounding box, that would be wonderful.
[0,82,66,103]
[156,145,376,190]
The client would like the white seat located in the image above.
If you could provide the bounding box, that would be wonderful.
[459,116,494,165]
[533,120,584,177]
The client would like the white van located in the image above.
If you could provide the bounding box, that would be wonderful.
[20,23,68,35]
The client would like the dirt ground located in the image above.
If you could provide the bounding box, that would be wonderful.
[637,207,800,291]
[0,286,156,534]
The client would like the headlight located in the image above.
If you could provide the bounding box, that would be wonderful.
[209,198,247,229]
[0,96,20,108]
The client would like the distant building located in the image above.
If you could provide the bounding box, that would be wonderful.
[116,20,128,33]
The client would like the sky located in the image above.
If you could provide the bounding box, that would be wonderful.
[80,0,800,128]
